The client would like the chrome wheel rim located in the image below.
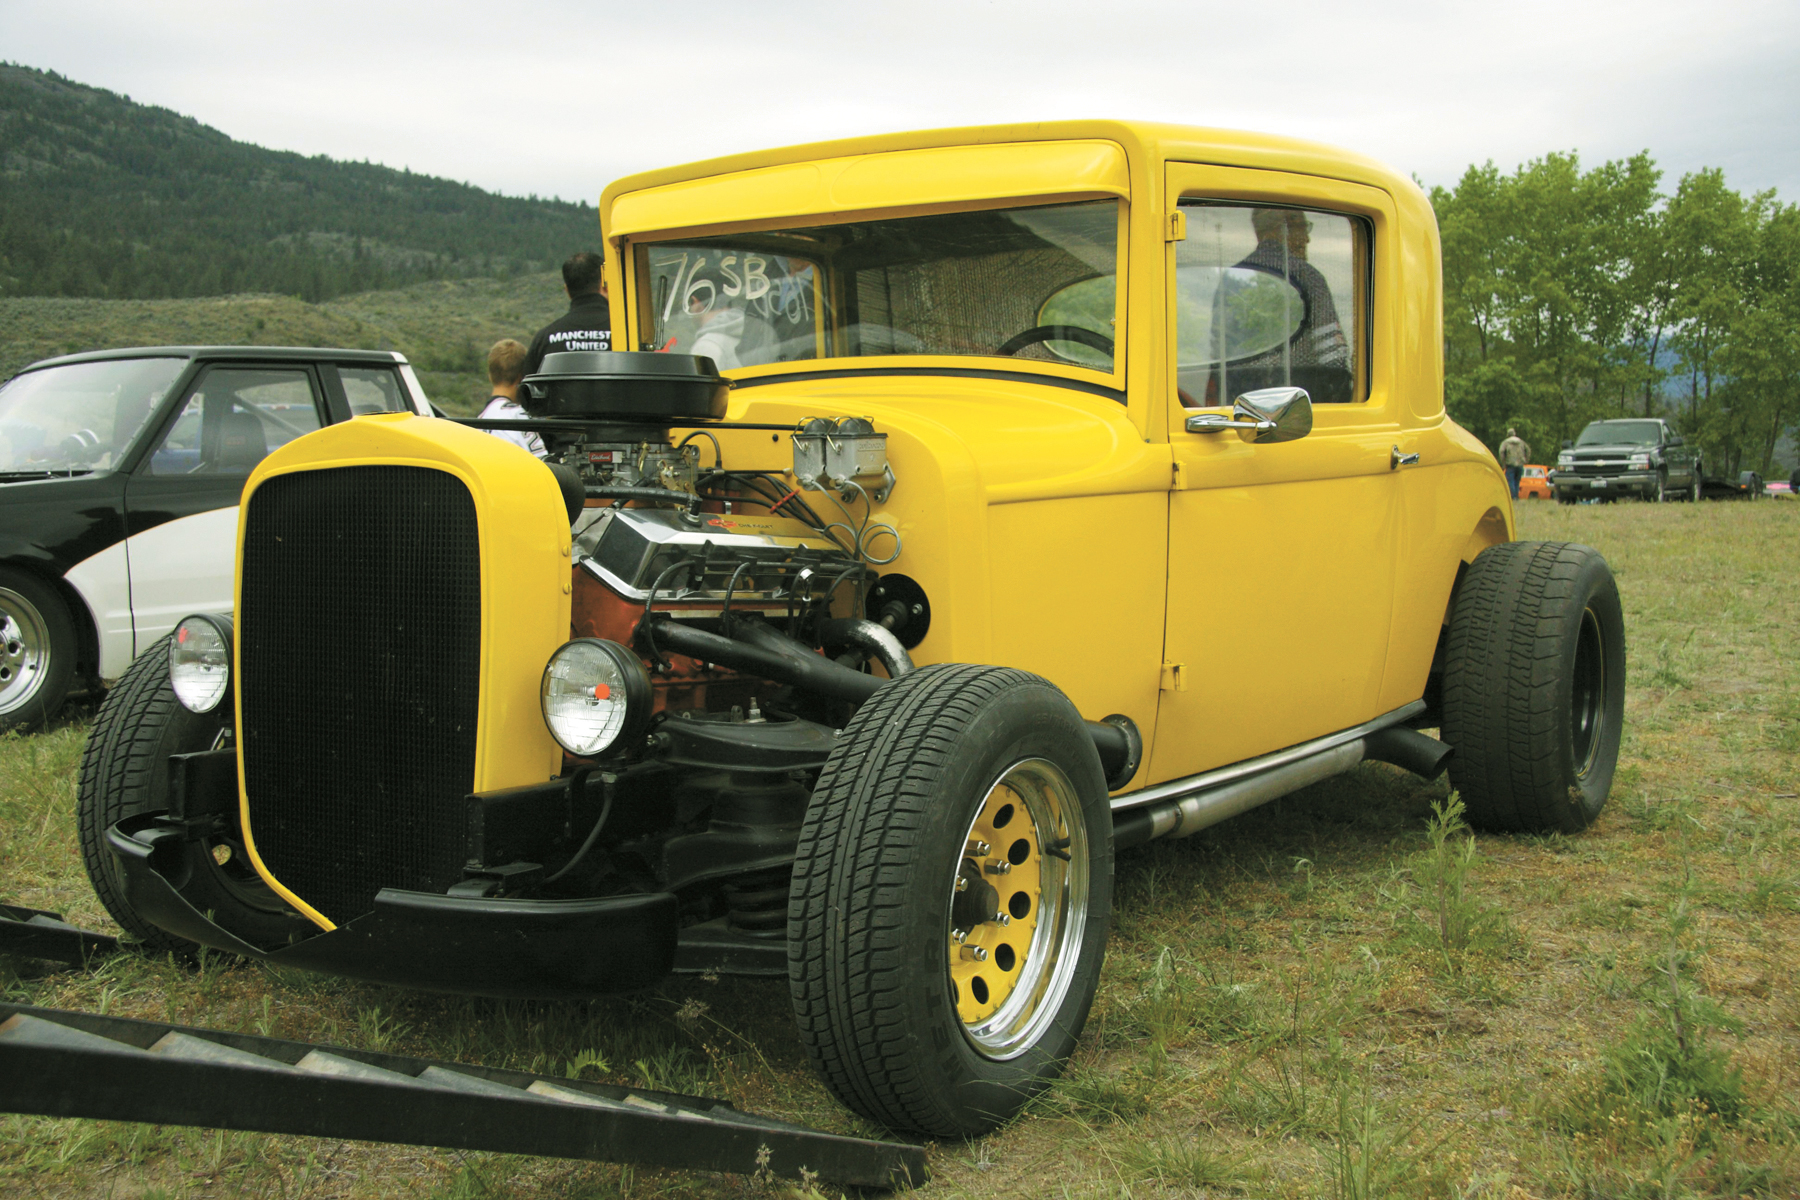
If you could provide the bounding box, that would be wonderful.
[0,587,51,717]
[946,758,1088,1060]
[1570,606,1606,779]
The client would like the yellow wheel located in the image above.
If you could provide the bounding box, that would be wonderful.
[947,759,1090,1057]
[789,664,1112,1137]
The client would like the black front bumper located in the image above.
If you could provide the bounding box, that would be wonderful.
[106,815,678,997]
[1552,470,1655,498]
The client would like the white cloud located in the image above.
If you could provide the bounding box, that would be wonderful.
[8,0,1797,204]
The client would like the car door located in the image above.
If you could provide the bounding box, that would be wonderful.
[1664,427,1698,489]
[122,363,327,655]
[1151,166,1403,781]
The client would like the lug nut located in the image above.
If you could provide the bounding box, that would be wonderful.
[951,929,966,943]
[954,876,968,892]
[960,945,988,962]
[967,839,990,856]
[985,860,1012,875]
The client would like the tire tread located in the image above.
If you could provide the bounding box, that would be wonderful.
[1441,540,1621,833]
[788,664,1085,1134]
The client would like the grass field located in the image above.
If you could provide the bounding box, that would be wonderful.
[2,500,1798,1199]
[0,274,571,416]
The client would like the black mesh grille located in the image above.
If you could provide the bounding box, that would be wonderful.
[240,466,481,925]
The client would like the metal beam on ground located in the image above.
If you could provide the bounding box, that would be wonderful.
[0,1003,925,1188]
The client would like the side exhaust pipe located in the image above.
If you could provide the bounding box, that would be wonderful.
[1109,705,1449,850]
[1361,726,1454,781]
[1112,741,1365,849]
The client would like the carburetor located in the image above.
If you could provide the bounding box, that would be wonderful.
[554,432,701,493]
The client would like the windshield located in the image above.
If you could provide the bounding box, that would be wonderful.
[1576,420,1662,447]
[634,200,1120,375]
[0,358,186,476]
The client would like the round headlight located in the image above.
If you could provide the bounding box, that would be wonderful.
[540,639,651,757]
[169,614,233,714]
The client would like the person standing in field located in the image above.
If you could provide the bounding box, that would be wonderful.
[476,339,545,458]
[1498,427,1531,500]
[524,251,612,376]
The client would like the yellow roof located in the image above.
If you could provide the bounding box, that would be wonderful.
[601,119,1417,241]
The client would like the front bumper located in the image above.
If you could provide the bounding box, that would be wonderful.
[106,814,678,997]
[1552,470,1655,496]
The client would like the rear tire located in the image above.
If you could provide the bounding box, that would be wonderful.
[0,568,75,734]
[77,635,299,955]
[1440,542,1625,833]
[788,664,1113,1137]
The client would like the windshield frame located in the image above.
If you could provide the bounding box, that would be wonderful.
[623,196,1130,396]
[0,355,191,479]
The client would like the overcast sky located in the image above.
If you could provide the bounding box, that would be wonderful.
[8,0,1798,207]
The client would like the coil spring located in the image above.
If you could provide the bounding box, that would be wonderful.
[721,869,790,939]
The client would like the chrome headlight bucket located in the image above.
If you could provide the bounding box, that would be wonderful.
[170,613,234,714]
[540,639,652,758]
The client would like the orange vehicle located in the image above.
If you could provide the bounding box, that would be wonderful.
[1519,464,1552,499]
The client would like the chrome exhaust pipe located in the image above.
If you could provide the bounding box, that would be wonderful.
[1113,741,1365,849]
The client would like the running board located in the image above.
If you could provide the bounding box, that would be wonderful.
[0,905,118,965]
[1111,701,1442,848]
[0,1004,924,1189]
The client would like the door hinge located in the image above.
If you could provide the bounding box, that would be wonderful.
[1166,210,1187,242]
[1171,460,1188,491]
[1160,662,1187,692]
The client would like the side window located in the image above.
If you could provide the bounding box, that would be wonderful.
[147,368,323,476]
[1176,204,1369,405]
[339,366,411,415]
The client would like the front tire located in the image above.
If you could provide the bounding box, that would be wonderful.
[788,664,1113,1137]
[77,635,299,955]
[0,568,76,734]
[1440,542,1625,833]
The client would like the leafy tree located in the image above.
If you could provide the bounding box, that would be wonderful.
[1433,150,1797,475]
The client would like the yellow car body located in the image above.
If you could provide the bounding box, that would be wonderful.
[598,120,1512,792]
[96,120,1608,1150]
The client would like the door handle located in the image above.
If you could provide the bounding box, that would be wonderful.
[1390,446,1420,470]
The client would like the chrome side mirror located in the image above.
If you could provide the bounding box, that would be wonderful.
[1184,386,1313,444]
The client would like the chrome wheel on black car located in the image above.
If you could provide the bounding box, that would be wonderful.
[0,569,75,735]
[788,664,1113,1137]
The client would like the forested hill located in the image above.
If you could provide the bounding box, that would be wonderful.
[0,64,600,302]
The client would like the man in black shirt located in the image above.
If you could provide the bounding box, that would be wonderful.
[524,251,612,375]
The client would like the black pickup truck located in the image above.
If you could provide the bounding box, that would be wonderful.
[1551,418,1702,503]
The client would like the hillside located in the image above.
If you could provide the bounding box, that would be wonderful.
[0,64,600,303]
[0,273,570,415]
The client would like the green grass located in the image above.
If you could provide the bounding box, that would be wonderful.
[3,499,1799,1197]
[0,273,571,415]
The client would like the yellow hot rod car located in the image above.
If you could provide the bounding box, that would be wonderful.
[81,120,1624,1139]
